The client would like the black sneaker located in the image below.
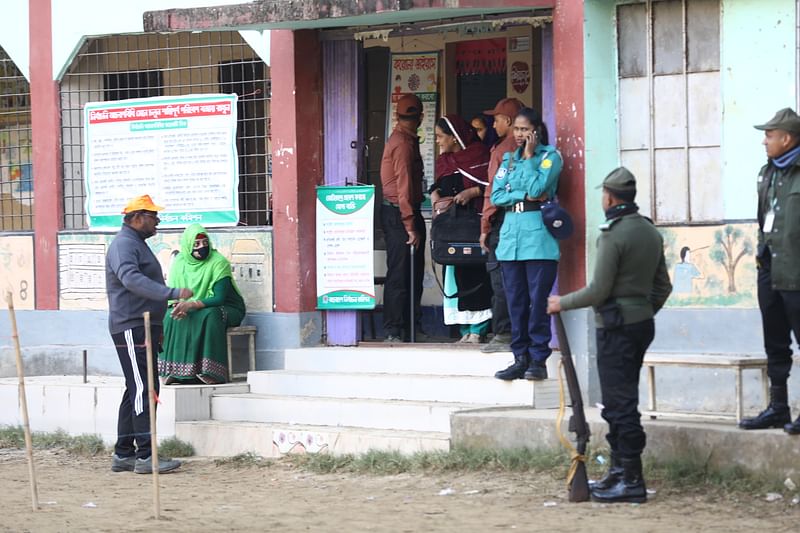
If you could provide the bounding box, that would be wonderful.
[111,453,136,472]
[134,457,182,474]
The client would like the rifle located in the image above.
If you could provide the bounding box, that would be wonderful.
[554,312,591,502]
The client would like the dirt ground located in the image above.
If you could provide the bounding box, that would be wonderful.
[0,449,797,533]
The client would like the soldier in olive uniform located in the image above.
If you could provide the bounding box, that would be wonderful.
[739,108,800,435]
[547,167,672,503]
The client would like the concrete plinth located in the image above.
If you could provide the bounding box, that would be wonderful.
[451,407,800,482]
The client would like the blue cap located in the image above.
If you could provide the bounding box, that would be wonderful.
[541,201,574,240]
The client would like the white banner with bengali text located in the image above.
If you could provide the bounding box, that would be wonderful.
[83,94,239,230]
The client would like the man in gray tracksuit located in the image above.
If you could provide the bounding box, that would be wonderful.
[106,195,192,474]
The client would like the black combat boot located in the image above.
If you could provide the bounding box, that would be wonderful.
[784,415,800,435]
[495,353,529,381]
[589,453,623,490]
[590,456,647,504]
[524,360,548,381]
[739,385,791,430]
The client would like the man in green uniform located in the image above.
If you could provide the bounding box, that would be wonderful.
[547,167,672,503]
[739,108,800,435]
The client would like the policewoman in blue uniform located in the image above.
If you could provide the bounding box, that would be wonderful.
[490,107,562,381]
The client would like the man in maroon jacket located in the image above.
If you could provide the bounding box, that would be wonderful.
[380,94,425,342]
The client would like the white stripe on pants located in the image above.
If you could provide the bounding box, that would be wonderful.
[124,329,145,415]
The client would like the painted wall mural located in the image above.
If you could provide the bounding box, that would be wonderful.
[0,234,34,310]
[660,223,757,308]
[58,229,273,312]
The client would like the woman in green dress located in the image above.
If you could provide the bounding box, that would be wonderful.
[158,223,246,385]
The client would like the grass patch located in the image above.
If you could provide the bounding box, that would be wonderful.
[0,426,105,457]
[158,437,195,458]
[214,452,271,468]
[644,455,783,494]
[288,447,568,476]
[288,446,788,496]
[0,425,25,448]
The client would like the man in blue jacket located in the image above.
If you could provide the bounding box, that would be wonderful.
[106,194,193,474]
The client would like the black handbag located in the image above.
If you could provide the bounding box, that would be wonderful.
[430,205,487,265]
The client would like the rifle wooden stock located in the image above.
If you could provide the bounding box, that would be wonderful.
[555,313,591,502]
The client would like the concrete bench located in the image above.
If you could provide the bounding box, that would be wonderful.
[227,326,257,381]
[643,352,768,423]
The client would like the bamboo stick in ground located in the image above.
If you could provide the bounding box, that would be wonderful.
[143,311,160,520]
[5,290,39,511]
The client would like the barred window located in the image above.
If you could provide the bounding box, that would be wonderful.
[60,32,271,229]
[617,0,721,223]
[0,46,33,231]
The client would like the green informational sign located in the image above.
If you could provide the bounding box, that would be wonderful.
[316,186,376,310]
[83,94,239,230]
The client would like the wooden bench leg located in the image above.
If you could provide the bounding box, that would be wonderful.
[227,333,234,381]
[647,365,656,418]
[735,367,743,423]
[248,332,256,375]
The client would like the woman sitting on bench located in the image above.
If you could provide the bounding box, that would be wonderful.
[159,223,246,385]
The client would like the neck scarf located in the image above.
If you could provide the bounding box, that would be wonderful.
[605,202,639,220]
[772,144,800,169]
[167,223,241,300]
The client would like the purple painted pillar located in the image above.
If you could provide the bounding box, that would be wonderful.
[542,25,559,350]
[322,39,364,346]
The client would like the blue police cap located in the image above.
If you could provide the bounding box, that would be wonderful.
[541,201,574,240]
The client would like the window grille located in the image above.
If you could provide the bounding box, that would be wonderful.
[616,0,721,223]
[60,32,271,229]
[0,46,33,231]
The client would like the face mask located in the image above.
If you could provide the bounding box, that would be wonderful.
[192,246,210,260]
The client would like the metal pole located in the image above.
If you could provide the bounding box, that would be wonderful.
[143,312,160,520]
[6,291,39,511]
[82,350,88,384]
[409,243,415,343]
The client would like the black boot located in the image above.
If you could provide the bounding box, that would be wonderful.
[524,359,548,381]
[784,415,800,435]
[589,453,623,491]
[739,385,791,430]
[495,353,529,381]
[590,456,647,504]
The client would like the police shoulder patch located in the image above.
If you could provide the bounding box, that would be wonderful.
[599,218,621,232]
[541,158,553,170]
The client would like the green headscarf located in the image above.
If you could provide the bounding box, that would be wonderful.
[167,223,241,300]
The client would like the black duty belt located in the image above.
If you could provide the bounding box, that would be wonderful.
[505,200,542,213]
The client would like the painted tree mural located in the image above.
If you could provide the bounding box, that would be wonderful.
[709,225,753,293]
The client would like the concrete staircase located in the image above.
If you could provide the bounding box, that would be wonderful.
[176,345,560,457]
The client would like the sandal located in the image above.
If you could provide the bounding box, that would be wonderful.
[196,373,219,385]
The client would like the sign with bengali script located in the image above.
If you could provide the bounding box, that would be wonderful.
[316,186,376,310]
[83,94,239,230]
[387,52,439,195]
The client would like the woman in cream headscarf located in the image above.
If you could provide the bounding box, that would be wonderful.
[159,223,246,384]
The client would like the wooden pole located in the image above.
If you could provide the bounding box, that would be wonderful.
[143,311,160,520]
[82,349,87,384]
[5,291,39,511]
